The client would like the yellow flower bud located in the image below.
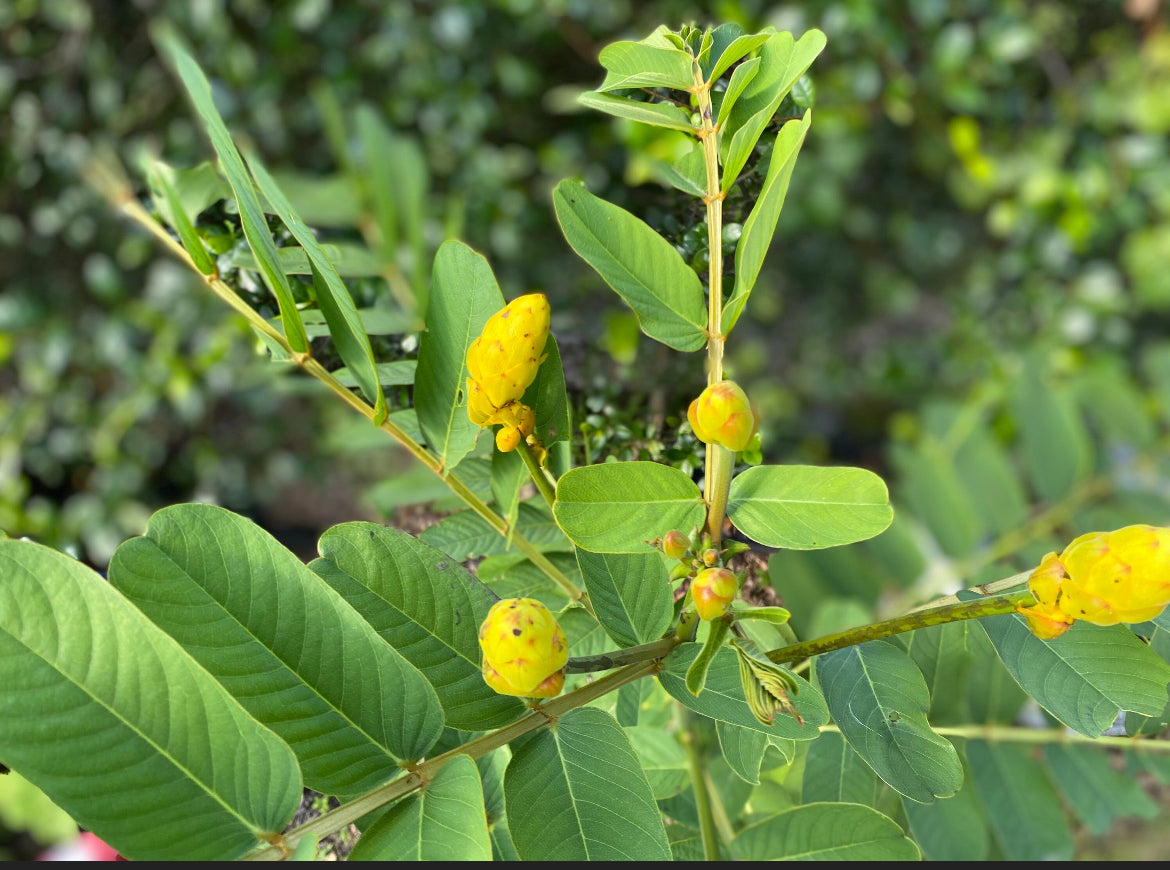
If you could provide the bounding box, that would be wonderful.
[496,426,522,453]
[692,567,738,621]
[662,529,690,561]
[466,294,550,411]
[687,380,757,452]
[478,597,568,696]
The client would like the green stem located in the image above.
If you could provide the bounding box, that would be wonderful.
[705,445,734,546]
[247,659,662,860]
[683,729,721,861]
[516,439,557,508]
[565,636,679,673]
[90,154,586,606]
[766,590,1036,665]
[820,722,1170,751]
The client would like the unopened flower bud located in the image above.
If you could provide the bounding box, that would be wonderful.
[496,426,522,453]
[466,294,550,411]
[478,597,568,697]
[662,530,690,561]
[702,548,719,567]
[687,380,757,452]
[692,567,738,621]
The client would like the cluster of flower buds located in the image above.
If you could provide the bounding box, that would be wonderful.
[1017,524,1170,640]
[687,380,758,452]
[478,597,568,698]
[655,527,749,621]
[466,293,550,453]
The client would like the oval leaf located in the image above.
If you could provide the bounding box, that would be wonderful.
[816,641,964,803]
[575,548,673,647]
[0,539,302,861]
[348,754,491,861]
[597,41,694,92]
[107,504,444,798]
[414,240,505,473]
[313,522,525,731]
[731,803,920,861]
[504,707,671,861]
[554,461,705,554]
[577,91,696,133]
[727,465,893,550]
[553,180,707,352]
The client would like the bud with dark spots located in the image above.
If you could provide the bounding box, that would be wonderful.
[478,597,568,697]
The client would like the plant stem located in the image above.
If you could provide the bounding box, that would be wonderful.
[683,729,721,861]
[565,636,679,673]
[88,154,586,606]
[766,590,1036,665]
[246,658,661,860]
[516,439,557,508]
[819,722,1170,751]
[693,60,727,546]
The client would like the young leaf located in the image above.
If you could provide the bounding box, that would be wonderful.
[705,31,772,85]
[726,465,893,550]
[553,180,707,352]
[575,548,673,647]
[576,92,695,133]
[966,739,1074,861]
[247,154,388,420]
[347,755,491,861]
[414,240,504,473]
[719,30,827,192]
[972,611,1170,737]
[553,461,705,553]
[504,708,671,860]
[659,644,827,740]
[108,504,445,797]
[817,641,964,803]
[596,40,694,92]
[313,522,525,731]
[723,112,811,333]
[157,30,309,353]
[731,803,920,861]
[0,539,302,861]
[686,617,732,696]
[712,56,761,125]
[801,730,879,806]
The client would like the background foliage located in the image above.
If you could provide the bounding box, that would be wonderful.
[3,0,1170,860]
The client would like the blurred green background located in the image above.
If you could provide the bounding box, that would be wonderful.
[4,0,1170,858]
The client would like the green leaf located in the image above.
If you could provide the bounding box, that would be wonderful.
[147,163,216,275]
[597,41,694,91]
[974,612,1170,737]
[312,522,525,731]
[523,335,572,452]
[723,112,811,333]
[901,749,990,861]
[1043,744,1158,835]
[720,30,827,192]
[153,159,229,219]
[731,803,920,861]
[652,142,707,196]
[713,55,760,129]
[348,754,491,861]
[966,739,1073,861]
[963,622,1028,724]
[895,621,973,725]
[718,720,793,785]
[414,240,504,472]
[158,31,308,353]
[706,32,772,85]
[686,617,732,696]
[0,538,301,860]
[577,92,695,133]
[478,552,578,612]
[660,645,827,740]
[727,465,893,550]
[817,641,963,803]
[1010,362,1094,503]
[295,306,416,336]
[107,504,444,797]
[504,707,671,860]
[420,500,570,561]
[333,360,417,389]
[354,105,399,264]
[953,423,1030,537]
[553,180,707,352]
[625,726,689,800]
[575,549,673,647]
[553,461,705,553]
[265,169,362,227]
[888,441,983,558]
[801,730,879,806]
[248,154,387,419]
[229,243,383,277]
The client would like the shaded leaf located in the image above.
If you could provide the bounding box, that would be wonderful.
[576,549,673,647]
[801,730,879,806]
[420,500,570,561]
[625,726,689,800]
[731,803,920,861]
